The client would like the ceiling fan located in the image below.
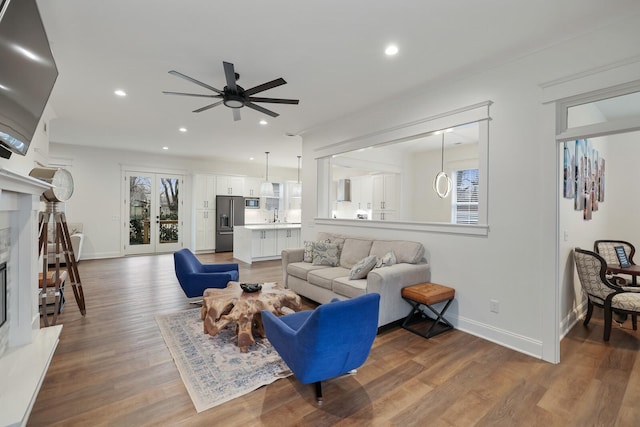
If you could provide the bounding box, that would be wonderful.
[162,61,299,121]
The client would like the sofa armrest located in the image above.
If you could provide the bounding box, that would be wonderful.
[366,263,431,325]
[281,248,304,287]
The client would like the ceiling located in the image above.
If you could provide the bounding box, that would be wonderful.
[36,0,640,169]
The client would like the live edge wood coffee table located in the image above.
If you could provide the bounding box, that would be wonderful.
[201,281,301,352]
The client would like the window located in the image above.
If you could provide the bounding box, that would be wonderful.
[452,169,479,224]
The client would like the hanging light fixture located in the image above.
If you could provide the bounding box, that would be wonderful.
[260,151,274,197]
[433,131,453,198]
[292,155,302,197]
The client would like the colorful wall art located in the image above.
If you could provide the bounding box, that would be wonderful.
[563,139,605,221]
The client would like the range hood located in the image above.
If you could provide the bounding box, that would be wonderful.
[337,179,351,202]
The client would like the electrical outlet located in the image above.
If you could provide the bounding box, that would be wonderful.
[490,299,500,313]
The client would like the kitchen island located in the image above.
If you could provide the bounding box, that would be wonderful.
[233,223,302,264]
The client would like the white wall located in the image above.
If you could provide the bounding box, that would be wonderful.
[48,143,297,259]
[299,14,640,361]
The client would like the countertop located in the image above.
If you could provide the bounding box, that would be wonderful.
[241,223,301,230]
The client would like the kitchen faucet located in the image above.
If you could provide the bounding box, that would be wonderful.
[273,209,279,223]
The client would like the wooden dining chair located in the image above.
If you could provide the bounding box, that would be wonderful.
[594,240,636,265]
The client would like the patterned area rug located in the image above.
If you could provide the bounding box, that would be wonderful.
[156,308,291,412]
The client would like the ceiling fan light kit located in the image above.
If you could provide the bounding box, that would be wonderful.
[163,61,299,121]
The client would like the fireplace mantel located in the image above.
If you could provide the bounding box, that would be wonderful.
[0,167,61,427]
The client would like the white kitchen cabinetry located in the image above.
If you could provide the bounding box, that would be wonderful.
[277,228,301,253]
[372,174,398,220]
[193,174,216,209]
[251,229,278,258]
[244,177,262,197]
[216,176,244,196]
[195,209,216,251]
[350,175,372,211]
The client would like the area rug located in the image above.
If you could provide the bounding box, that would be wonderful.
[156,308,291,412]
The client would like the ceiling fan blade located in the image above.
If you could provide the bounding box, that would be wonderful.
[168,70,223,94]
[193,100,224,113]
[245,102,279,118]
[247,96,299,105]
[162,91,222,99]
[223,61,238,92]
[244,78,286,96]
[233,109,241,121]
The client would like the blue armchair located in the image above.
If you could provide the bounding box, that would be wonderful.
[262,293,380,403]
[173,248,239,298]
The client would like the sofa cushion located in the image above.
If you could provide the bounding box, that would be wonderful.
[339,238,374,269]
[287,262,329,281]
[370,240,424,264]
[307,267,350,290]
[312,241,340,266]
[350,255,378,279]
[332,277,367,298]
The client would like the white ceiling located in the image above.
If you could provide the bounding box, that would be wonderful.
[36,0,640,169]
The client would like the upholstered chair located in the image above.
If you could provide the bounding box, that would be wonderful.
[574,248,640,341]
[262,293,380,403]
[173,248,239,298]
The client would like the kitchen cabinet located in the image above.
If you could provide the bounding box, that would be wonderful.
[195,209,216,251]
[244,177,262,197]
[277,228,301,253]
[193,174,216,209]
[350,175,372,211]
[251,229,278,258]
[216,175,244,196]
[372,174,398,220]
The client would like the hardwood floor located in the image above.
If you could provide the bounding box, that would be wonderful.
[28,253,640,426]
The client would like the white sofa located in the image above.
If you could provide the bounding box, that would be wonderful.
[281,232,430,327]
[46,223,84,264]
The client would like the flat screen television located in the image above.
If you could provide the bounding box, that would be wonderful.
[0,0,58,158]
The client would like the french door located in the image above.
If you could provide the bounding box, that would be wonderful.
[124,171,183,255]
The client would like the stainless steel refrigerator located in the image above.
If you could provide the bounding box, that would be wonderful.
[215,195,245,252]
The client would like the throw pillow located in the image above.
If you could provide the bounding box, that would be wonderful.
[349,255,378,280]
[303,240,314,263]
[312,241,340,266]
[375,250,397,268]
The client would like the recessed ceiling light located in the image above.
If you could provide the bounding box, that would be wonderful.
[259,119,268,125]
[162,146,169,150]
[179,127,187,132]
[114,89,127,97]
[385,45,399,56]
[249,157,254,161]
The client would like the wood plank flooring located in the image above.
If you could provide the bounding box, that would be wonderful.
[28,253,640,426]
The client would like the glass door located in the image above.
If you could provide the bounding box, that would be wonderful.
[125,172,183,255]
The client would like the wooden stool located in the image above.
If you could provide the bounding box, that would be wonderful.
[401,282,455,338]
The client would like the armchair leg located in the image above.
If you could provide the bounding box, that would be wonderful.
[633,314,638,331]
[604,306,612,342]
[315,381,323,405]
[584,301,593,326]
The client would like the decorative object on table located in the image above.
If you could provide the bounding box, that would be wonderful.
[156,308,291,412]
[201,282,301,352]
[173,248,239,298]
[432,129,453,199]
[566,139,605,221]
[162,60,299,121]
[240,283,262,293]
[573,248,640,341]
[262,293,380,403]
[30,167,86,326]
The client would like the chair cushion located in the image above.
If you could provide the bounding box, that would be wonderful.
[350,255,378,279]
[307,267,350,290]
[612,292,640,311]
[332,277,367,298]
[339,238,374,269]
[287,262,328,281]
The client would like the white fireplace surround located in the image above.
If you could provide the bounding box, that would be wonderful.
[0,167,62,427]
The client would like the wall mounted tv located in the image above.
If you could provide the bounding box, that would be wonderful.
[0,0,58,159]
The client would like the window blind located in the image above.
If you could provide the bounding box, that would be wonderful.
[453,169,479,224]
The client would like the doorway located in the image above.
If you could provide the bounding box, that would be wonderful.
[124,171,183,255]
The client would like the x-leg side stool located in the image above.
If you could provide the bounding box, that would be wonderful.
[401,282,455,339]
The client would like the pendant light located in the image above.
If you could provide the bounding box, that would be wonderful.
[292,155,302,197]
[260,151,274,197]
[433,131,452,198]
